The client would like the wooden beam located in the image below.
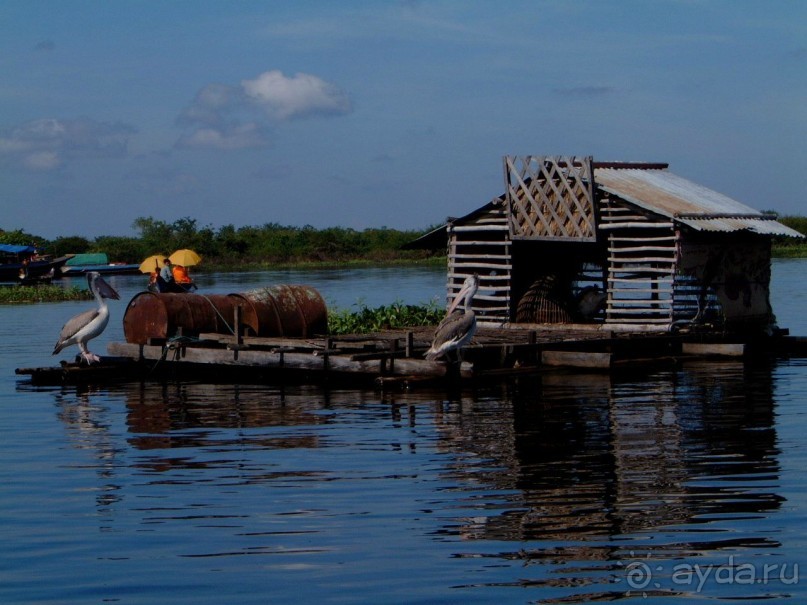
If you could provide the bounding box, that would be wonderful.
[452,224,509,232]
[682,343,746,357]
[600,222,674,229]
[593,161,669,170]
[542,350,612,369]
[107,342,473,379]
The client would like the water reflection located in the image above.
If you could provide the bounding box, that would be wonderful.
[428,361,785,600]
[48,360,788,602]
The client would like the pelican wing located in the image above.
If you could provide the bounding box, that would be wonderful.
[425,310,476,360]
[53,308,99,353]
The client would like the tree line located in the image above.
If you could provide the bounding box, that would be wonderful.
[0,217,440,267]
[2,214,806,266]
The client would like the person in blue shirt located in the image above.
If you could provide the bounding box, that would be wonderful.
[156,258,175,292]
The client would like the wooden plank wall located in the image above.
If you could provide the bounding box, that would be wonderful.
[599,196,677,325]
[447,202,511,326]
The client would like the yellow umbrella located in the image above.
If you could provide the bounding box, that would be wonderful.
[169,249,202,267]
[139,254,167,274]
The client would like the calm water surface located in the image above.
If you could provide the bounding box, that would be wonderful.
[2,262,806,603]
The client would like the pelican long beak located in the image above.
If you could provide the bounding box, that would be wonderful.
[93,274,120,300]
[447,280,473,314]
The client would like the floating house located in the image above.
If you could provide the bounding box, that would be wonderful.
[16,155,807,388]
[414,156,801,334]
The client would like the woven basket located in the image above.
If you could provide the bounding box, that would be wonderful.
[516,276,573,324]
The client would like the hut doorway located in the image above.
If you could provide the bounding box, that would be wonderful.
[510,240,606,325]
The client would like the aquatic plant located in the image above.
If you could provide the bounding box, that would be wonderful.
[328,300,444,335]
[0,285,93,304]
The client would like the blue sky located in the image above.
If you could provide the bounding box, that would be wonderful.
[1,0,805,240]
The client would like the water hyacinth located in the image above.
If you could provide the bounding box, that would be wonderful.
[328,300,444,335]
[0,285,93,305]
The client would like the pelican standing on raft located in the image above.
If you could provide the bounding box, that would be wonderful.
[425,274,479,362]
[53,271,120,364]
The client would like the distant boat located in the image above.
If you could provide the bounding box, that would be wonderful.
[60,253,141,276]
[0,244,71,283]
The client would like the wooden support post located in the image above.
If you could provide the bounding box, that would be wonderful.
[233,305,242,360]
[405,332,414,358]
[176,327,184,358]
[389,339,398,373]
[234,306,243,345]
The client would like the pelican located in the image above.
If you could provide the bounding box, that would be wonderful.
[53,271,120,364]
[425,274,479,362]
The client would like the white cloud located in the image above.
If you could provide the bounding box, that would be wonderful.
[241,70,352,120]
[177,83,239,127]
[175,69,352,150]
[0,117,136,171]
[176,122,269,150]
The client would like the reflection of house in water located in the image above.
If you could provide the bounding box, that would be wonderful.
[430,362,781,553]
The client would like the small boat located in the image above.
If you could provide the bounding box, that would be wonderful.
[0,244,71,283]
[147,278,198,293]
[19,268,55,286]
[60,253,141,276]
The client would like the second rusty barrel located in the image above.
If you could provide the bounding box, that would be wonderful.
[123,285,327,344]
[229,285,327,338]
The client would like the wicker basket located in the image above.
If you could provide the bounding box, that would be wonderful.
[516,276,573,324]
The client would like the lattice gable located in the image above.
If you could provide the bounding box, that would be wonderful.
[505,155,597,242]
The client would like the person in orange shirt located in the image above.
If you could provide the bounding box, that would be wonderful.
[172,263,197,290]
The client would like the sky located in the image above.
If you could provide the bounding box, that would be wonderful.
[1,0,805,240]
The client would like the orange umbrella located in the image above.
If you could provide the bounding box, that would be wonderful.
[169,249,202,267]
[138,254,167,274]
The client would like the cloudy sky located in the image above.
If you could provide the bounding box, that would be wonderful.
[1,0,805,240]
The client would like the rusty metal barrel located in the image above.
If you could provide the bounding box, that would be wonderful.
[123,285,328,345]
[229,285,328,338]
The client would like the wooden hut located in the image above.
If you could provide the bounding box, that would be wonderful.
[418,156,802,334]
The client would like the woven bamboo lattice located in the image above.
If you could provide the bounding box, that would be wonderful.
[505,155,597,242]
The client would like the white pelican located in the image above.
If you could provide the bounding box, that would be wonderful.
[53,272,120,364]
[425,274,479,362]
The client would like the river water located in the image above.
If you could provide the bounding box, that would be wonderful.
[2,261,806,603]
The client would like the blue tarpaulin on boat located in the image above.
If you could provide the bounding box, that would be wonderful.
[0,244,36,255]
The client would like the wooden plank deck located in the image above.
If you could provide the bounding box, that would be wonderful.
[15,326,807,389]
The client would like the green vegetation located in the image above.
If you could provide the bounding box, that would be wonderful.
[0,285,93,304]
[1,217,440,268]
[328,301,444,335]
[4,213,806,267]
[772,215,807,257]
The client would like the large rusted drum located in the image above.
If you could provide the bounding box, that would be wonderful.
[123,292,239,344]
[230,285,327,337]
[123,285,328,344]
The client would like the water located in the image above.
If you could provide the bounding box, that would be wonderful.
[2,262,806,603]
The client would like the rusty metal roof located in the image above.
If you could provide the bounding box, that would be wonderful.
[594,168,802,237]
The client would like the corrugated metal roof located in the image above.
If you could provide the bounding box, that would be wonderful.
[594,168,802,237]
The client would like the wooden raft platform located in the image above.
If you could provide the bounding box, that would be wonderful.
[16,325,807,388]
